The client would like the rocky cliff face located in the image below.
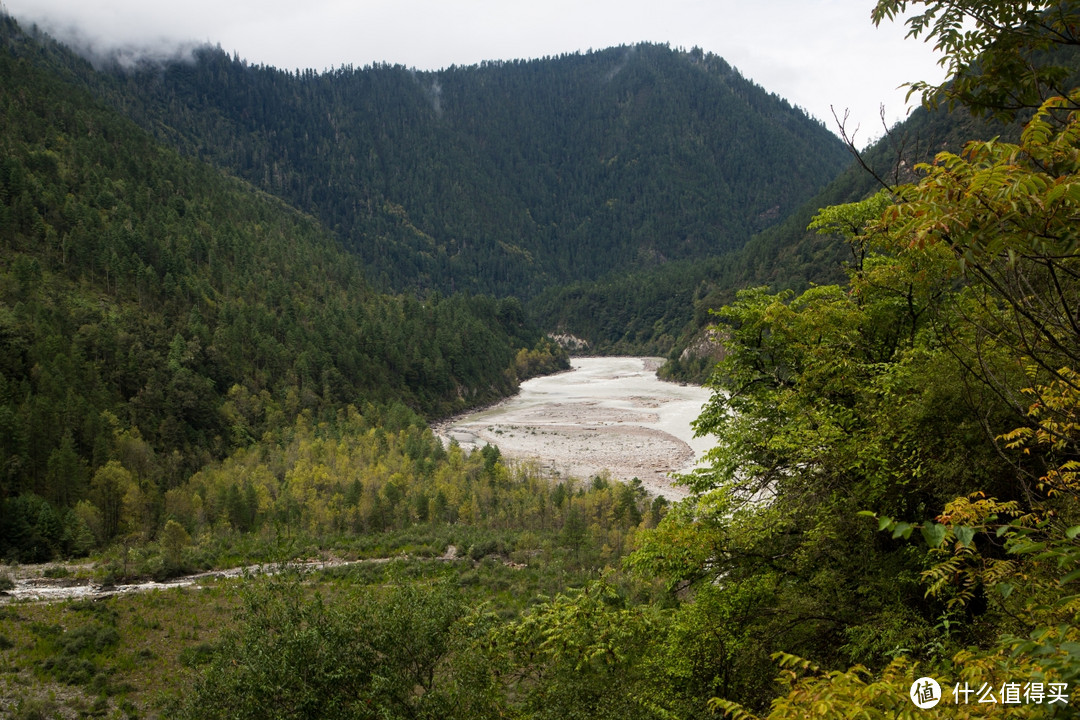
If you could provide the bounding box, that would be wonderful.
[680,327,726,364]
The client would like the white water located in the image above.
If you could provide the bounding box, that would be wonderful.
[437,357,713,499]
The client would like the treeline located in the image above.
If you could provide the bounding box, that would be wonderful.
[34,34,851,299]
[530,257,726,356]
[11,404,661,580]
[0,17,566,563]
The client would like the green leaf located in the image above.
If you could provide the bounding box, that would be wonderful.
[955,526,976,548]
[997,582,1014,599]
[1066,525,1080,540]
[878,516,894,532]
[1059,642,1080,657]
[921,522,947,549]
[1011,540,1047,555]
[891,521,913,540]
[1054,593,1080,609]
[1060,569,1080,585]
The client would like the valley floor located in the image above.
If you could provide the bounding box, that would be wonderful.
[434,356,712,499]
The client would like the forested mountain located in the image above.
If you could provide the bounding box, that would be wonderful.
[650,86,1029,379]
[0,13,565,559]
[36,38,851,298]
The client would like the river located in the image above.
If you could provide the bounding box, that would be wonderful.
[436,356,713,499]
[1,358,711,604]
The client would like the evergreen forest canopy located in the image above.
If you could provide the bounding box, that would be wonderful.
[58,37,851,300]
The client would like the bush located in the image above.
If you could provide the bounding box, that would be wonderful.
[32,602,121,691]
[178,574,500,720]
[468,539,500,560]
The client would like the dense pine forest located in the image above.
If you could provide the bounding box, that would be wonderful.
[2,24,858,359]
[81,42,850,299]
[2,1,1080,718]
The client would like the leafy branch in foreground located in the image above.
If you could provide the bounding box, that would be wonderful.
[710,356,1080,718]
[703,5,1080,707]
[871,0,1080,121]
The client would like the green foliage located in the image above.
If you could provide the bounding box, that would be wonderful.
[493,578,663,720]
[178,572,500,720]
[513,337,571,381]
[807,189,892,240]
[883,92,1080,391]
[532,257,727,356]
[633,97,1078,712]
[672,227,1073,711]
[160,518,191,573]
[157,408,654,573]
[28,601,121,694]
[0,493,90,562]
[695,4,1080,715]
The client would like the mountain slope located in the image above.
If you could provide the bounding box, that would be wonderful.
[0,14,558,514]
[69,42,851,297]
[534,92,1030,361]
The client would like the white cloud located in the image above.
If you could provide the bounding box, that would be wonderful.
[3,0,946,141]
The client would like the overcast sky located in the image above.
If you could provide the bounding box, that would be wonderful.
[3,0,946,147]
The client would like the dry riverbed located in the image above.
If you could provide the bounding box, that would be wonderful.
[435,357,713,499]
[0,547,464,604]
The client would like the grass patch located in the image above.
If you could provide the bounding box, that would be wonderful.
[178,641,219,668]
[42,565,71,579]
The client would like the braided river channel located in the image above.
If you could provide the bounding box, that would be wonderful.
[436,356,714,500]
